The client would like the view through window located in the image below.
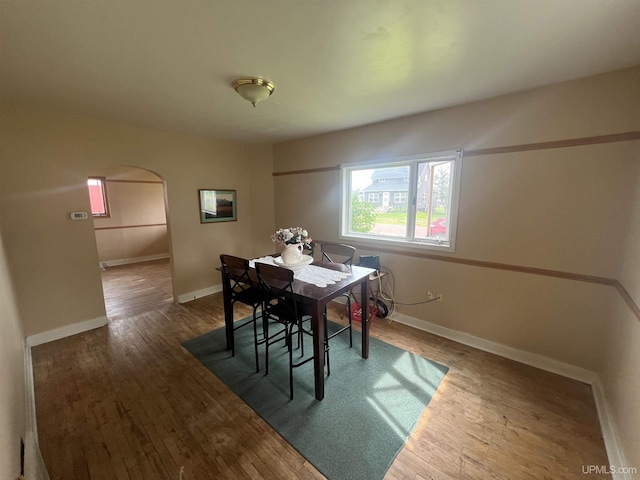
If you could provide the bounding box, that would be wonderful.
[87,177,109,217]
[341,151,461,250]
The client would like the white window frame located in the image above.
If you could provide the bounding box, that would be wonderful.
[87,177,110,218]
[339,150,463,252]
[393,192,407,203]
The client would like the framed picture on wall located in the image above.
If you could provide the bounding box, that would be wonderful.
[198,189,237,223]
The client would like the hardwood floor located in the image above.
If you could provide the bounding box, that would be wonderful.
[100,259,174,320]
[32,259,611,479]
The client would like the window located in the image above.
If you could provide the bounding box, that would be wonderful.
[393,192,407,204]
[367,192,380,203]
[87,177,110,217]
[340,150,462,251]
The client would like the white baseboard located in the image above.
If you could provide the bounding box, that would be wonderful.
[23,314,109,478]
[26,277,218,346]
[177,284,223,304]
[591,377,630,480]
[20,297,628,478]
[26,316,108,347]
[100,253,169,269]
[23,341,50,479]
[387,311,632,475]
[388,311,597,384]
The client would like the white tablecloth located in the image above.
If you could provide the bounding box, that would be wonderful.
[249,256,351,287]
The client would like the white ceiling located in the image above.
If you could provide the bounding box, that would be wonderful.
[1,0,639,144]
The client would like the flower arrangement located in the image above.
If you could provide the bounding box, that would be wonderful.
[271,227,312,246]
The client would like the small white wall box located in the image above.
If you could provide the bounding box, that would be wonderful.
[69,211,89,221]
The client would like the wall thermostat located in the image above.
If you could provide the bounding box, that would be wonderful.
[69,211,89,221]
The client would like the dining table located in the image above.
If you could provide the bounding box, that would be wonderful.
[221,255,375,400]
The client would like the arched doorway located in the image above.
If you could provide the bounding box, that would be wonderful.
[89,166,174,320]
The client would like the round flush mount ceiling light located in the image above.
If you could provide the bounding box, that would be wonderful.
[232,77,276,107]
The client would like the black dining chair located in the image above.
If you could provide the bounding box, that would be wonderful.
[302,240,316,259]
[256,262,326,399]
[219,254,265,373]
[320,243,356,349]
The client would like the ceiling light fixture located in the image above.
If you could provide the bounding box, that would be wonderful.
[232,77,275,107]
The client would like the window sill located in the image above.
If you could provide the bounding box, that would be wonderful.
[338,233,456,253]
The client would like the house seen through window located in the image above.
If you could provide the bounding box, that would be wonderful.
[341,150,462,251]
[87,177,110,217]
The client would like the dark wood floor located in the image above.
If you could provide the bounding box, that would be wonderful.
[100,259,174,320]
[32,259,611,479]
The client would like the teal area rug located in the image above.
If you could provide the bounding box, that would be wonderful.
[182,317,448,480]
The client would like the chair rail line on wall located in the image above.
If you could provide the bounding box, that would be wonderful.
[320,238,640,322]
[270,130,640,322]
[94,223,167,231]
[316,239,616,285]
[464,131,640,157]
[273,166,339,177]
[272,131,640,177]
[615,281,640,320]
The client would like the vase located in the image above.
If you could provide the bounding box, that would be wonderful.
[281,243,303,264]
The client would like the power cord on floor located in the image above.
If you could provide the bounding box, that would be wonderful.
[370,264,439,323]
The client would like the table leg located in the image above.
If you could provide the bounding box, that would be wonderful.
[311,302,325,400]
[360,277,370,359]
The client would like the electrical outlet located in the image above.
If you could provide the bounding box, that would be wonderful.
[436,292,443,302]
[427,291,434,300]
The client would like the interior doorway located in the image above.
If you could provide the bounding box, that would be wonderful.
[89,166,174,320]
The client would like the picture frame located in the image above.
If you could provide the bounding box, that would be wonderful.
[198,189,237,223]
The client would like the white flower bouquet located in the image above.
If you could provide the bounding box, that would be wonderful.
[271,227,312,246]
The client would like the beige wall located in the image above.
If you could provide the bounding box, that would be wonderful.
[0,65,637,471]
[601,154,640,469]
[0,227,26,478]
[273,66,640,467]
[0,106,276,336]
[92,167,169,264]
[247,144,277,258]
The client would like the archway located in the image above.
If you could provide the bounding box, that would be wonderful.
[89,166,174,320]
